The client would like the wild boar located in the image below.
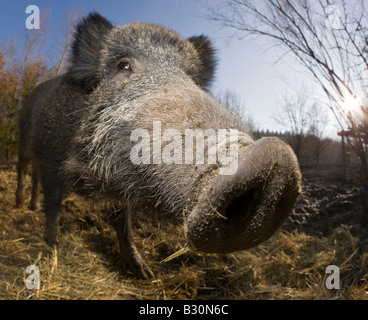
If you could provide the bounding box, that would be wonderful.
[16,12,301,279]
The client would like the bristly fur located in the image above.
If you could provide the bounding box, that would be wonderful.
[65,77,248,216]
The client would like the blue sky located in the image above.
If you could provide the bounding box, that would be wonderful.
[0,0,336,135]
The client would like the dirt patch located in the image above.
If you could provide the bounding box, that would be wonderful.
[284,179,368,239]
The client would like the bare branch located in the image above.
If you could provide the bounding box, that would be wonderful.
[205,0,368,179]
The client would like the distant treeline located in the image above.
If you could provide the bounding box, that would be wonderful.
[254,129,352,168]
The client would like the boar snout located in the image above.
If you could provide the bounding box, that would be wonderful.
[186,137,302,253]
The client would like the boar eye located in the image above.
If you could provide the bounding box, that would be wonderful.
[118,61,131,71]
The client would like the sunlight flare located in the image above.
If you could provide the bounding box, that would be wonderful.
[340,95,362,114]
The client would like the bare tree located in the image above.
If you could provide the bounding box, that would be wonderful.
[216,89,255,129]
[205,0,368,180]
[55,9,83,76]
[273,89,310,159]
[307,102,329,165]
[12,10,49,105]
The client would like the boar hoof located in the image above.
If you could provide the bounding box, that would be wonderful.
[121,249,154,279]
[44,222,59,246]
[44,236,58,248]
[15,194,25,208]
[29,202,41,211]
[44,233,58,247]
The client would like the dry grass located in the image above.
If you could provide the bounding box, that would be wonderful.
[1,164,367,300]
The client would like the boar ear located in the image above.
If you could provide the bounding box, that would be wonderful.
[69,12,113,91]
[188,35,217,90]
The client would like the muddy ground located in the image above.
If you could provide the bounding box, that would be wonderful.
[284,165,368,239]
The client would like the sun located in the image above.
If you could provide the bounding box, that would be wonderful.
[340,95,362,114]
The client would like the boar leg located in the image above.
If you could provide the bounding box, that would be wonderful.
[41,170,64,246]
[15,153,30,208]
[29,161,41,210]
[108,208,154,279]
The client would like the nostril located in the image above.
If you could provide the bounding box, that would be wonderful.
[224,187,263,222]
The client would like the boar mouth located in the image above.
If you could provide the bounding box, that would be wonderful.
[185,137,302,254]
